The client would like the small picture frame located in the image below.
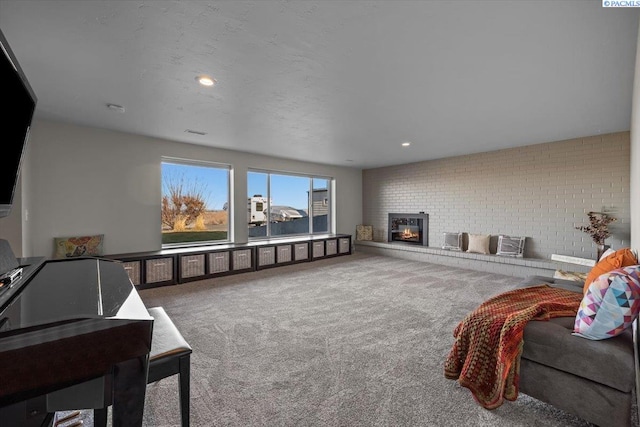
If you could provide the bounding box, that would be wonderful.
[443,232,463,251]
[496,235,526,257]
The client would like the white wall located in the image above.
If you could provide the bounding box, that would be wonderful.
[0,176,23,257]
[0,132,35,258]
[19,119,362,258]
[631,20,640,253]
[362,132,631,261]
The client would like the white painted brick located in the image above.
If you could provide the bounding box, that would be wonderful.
[362,132,631,261]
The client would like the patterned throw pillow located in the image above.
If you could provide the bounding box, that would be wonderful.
[54,234,104,259]
[356,225,373,241]
[574,265,640,340]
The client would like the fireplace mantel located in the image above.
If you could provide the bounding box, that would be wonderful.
[388,213,429,246]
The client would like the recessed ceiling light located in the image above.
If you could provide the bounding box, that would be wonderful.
[196,75,216,87]
[401,141,411,147]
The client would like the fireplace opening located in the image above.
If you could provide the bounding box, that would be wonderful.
[388,213,429,246]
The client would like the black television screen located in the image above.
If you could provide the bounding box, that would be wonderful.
[0,28,36,218]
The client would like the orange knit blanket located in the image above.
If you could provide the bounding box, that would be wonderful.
[444,285,583,409]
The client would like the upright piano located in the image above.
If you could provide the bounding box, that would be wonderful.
[0,257,153,426]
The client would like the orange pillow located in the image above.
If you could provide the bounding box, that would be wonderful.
[583,248,638,294]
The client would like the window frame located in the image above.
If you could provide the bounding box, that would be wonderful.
[161,157,232,248]
[247,168,333,240]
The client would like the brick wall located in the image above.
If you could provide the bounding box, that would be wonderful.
[362,132,630,260]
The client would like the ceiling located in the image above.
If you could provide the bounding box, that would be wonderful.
[0,1,638,169]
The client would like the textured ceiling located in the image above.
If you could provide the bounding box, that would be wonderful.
[0,1,638,168]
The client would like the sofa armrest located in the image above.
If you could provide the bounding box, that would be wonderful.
[516,275,583,294]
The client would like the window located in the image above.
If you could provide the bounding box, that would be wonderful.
[312,178,330,233]
[247,170,332,238]
[161,158,230,246]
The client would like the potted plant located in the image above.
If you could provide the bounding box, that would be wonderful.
[575,211,616,260]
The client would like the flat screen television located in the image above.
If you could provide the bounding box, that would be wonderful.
[0,28,36,218]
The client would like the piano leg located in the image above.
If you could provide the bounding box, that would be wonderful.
[111,355,149,427]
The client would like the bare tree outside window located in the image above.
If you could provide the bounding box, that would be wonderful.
[161,160,230,246]
[161,173,208,231]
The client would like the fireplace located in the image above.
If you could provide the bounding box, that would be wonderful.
[388,213,429,246]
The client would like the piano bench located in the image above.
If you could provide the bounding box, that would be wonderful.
[95,306,193,427]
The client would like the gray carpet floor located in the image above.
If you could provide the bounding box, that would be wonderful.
[124,251,623,427]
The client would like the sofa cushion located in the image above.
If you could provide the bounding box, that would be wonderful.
[599,247,616,261]
[467,233,490,254]
[574,266,640,340]
[517,275,635,393]
[521,316,634,393]
[515,275,583,293]
[583,248,638,294]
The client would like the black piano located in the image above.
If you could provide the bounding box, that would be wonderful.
[0,257,153,427]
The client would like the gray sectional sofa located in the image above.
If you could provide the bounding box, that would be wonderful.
[516,275,638,427]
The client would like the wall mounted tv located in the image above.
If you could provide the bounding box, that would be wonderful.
[0,28,36,218]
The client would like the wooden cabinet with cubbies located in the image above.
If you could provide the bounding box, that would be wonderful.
[107,234,351,289]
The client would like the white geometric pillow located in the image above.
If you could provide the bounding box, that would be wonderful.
[443,232,463,251]
[496,235,525,257]
[573,265,640,340]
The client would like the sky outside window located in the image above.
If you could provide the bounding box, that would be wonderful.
[248,173,319,209]
[162,162,228,210]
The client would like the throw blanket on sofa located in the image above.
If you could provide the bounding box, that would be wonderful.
[444,285,583,409]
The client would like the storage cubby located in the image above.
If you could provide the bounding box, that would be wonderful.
[232,249,253,271]
[122,260,141,286]
[106,234,351,289]
[257,246,276,269]
[312,241,325,259]
[208,251,229,274]
[145,257,174,284]
[325,239,338,256]
[276,244,292,264]
[339,237,351,254]
[294,243,309,261]
[179,254,206,280]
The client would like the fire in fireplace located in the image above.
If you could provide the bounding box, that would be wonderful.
[388,213,429,246]
[400,227,419,240]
